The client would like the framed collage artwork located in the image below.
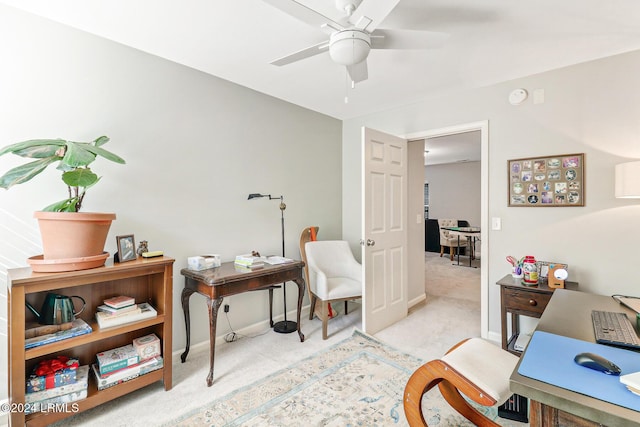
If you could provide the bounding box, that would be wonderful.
[508,153,584,207]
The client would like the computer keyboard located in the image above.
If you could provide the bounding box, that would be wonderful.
[592,310,640,350]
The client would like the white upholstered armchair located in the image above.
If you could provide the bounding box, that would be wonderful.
[304,240,362,339]
[438,218,468,261]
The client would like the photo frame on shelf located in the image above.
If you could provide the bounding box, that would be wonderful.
[536,261,568,284]
[508,153,584,207]
[116,234,137,263]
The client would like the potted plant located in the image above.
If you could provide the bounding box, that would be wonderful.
[0,135,125,271]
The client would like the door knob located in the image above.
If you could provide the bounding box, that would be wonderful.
[366,239,375,247]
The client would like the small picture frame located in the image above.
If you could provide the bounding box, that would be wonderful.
[536,261,568,284]
[116,234,137,263]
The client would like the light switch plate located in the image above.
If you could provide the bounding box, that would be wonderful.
[492,217,501,230]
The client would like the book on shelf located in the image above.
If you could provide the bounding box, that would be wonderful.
[91,356,163,390]
[96,303,139,315]
[25,321,73,339]
[25,319,92,349]
[103,295,135,309]
[96,307,142,320]
[95,302,157,329]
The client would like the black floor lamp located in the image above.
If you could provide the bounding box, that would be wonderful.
[247,193,297,334]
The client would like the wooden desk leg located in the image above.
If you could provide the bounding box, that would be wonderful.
[293,277,305,342]
[206,296,224,387]
[500,288,508,350]
[180,286,196,363]
[529,399,550,426]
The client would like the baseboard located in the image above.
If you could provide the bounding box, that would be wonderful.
[408,293,427,309]
[170,298,502,359]
[172,303,313,359]
[486,330,502,346]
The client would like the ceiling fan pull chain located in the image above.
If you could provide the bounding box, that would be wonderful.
[344,69,349,104]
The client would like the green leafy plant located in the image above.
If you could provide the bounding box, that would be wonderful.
[0,136,125,212]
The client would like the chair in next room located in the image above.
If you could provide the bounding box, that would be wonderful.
[303,239,362,340]
[403,337,519,426]
[438,218,468,261]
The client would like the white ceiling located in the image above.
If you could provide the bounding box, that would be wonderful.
[424,131,480,166]
[3,0,640,123]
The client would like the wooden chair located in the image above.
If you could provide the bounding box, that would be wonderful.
[299,226,319,306]
[404,338,519,426]
[300,231,362,339]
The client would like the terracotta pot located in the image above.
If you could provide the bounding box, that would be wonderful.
[34,211,116,260]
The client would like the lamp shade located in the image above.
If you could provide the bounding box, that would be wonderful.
[615,161,640,198]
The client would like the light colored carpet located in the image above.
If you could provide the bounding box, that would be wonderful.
[425,251,481,303]
[166,329,420,426]
[164,329,524,427]
[42,252,527,427]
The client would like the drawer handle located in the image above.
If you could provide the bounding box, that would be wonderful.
[529,299,537,306]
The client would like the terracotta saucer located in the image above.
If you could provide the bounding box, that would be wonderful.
[28,252,110,273]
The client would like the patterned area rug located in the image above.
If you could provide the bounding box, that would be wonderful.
[166,330,526,426]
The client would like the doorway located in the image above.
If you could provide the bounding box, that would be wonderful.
[404,121,489,339]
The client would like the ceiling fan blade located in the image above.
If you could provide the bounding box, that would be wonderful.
[263,0,343,35]
[370,29,449,50]
[271,41,330,66]
[349,0,400,32]
[347,60,368,83]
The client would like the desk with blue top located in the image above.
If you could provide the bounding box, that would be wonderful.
[510,289,640,426]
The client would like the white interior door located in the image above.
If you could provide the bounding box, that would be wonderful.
[362,127,408,335]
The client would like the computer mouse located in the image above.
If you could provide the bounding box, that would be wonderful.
[574,352,621,375]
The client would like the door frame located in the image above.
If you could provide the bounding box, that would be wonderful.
[402,120,489,339]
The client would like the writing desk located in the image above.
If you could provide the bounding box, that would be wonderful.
[180,261,306,386]
[442,226,480,267]
[510,289,640,426]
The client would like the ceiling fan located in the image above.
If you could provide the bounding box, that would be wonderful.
[263,0,448,84]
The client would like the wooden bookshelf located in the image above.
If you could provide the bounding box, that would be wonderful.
[8,256,174,426]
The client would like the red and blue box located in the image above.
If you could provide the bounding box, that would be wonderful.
[26,356,79,393]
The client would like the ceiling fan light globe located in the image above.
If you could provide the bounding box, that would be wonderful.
[329,30,371,66]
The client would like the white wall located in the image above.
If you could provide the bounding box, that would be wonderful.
[343,49,640,341]
[425,161,481,226]
[0,3,343,401]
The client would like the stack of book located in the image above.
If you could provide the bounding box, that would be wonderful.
[25,319,92,349]
[95,296,157,329]
[92,336,163,390]
[25,357,88,414]
[234,253,266,269]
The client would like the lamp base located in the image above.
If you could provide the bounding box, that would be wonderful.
[273,320,297,334]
